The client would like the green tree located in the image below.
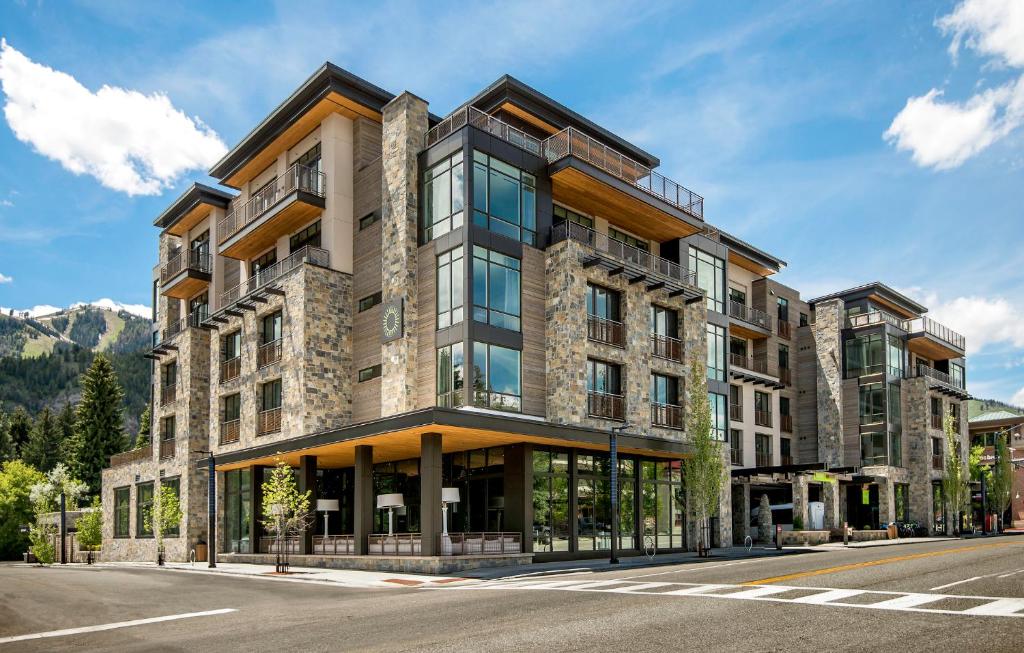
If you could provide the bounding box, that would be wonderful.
[22,408,63,472]
[57,402,77,467]
[69,354,128,494]
[0,460,46,559]
[8,407,31,459]
[29,463,88,513]
[134,404,151,448]
[76,496,103,552]
[0,411,15,463]
[261,459,312,547]
[683,361,723,554]
[942,410,970,535]
[969,444,986,482]
[987,435,1013,531]
[143,483,182,564]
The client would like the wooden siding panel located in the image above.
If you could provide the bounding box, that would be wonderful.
[522,245,546,417]
[416,241,438,410]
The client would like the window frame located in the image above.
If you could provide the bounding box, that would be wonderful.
[472,150,537,245]
[136,482,154,538]
[421,150,465,242]
[472,245,521,331]
[436,343,465,408]
[472,341,522,412]
[436,246,464,329]
[114,486,130,538]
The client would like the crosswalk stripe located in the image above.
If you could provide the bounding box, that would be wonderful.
[790,589,865,604]
[662,584,730,596]
[562,580,635,591]
[868,594,944,610]
[604,582,673,593]
[963,599,1024,616]
[725,586,794,599]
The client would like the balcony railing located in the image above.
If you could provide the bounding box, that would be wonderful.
[932,453,944,470]
[218,162,325,244]
[730,353,772,377]
[260,536,300,554]
[160,249,212,284]
[730,403,743,421]
[651,403,683,429]
[931,414,943,430]
[730,445,743,466]
[440,532,522,556]
[728,300,773,331]
[756,452,771,467]
[780,455,794,466]
[159,438,175,460]
[846,310,908,331]
[781,415,793,433]
[160,383,176,406]
[588,315,625,348]
[588,391,625,421]
[779,368,792,386]
[552,221,697,288]
[257,339,283,368]
[651,334,683,361]
[426,105,543,156]
[257,407,282,436]
[220,245,329,308]
[777,320,792,340]
[313,535,355,555]
[164,309,207,341]
[220,419,240,445]
[907,316,965,352]
[914,363,966,391]
[220,356,241,383]
[543,127,703,220]
[755,410,773,428]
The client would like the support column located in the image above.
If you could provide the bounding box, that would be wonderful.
[731,482,750,545]
[716,449,733,548]
[298,455,318,554]
[354,446,374,555]
[822,476,841,530]
[419,433,442,556]
[877,477,895,528]
[504,444,532,553]
[792,474,809,529]
[249,465,265,553]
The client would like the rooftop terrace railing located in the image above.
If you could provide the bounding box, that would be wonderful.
[914,363,967,391]
[847,311,964,352]
[217,161,325,245]
[219,245,329,309]
[425,106,544,156]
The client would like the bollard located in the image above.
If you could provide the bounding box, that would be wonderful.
[775,524,782,550]
[843,521,849,546]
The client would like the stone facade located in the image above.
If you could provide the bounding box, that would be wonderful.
[812,298,844,467]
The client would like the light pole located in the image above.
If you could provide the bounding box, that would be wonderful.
[610,423,632,565]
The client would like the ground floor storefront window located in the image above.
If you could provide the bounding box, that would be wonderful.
[932,482,945,533]
[224,469,252,553]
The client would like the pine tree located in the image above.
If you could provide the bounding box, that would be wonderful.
[134,404,151,448]
[8,408,31,459]
[22,408,63,472]
[69,355,128,494]
[57,403,76,467]
[0,411,15,463]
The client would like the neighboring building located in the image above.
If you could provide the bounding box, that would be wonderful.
[969,411,1024,529]
[101,63,972,566]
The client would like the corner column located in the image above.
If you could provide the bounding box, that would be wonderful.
[822,475,841,530]
[298,455,318,554]
[420,433,442,556]
[504,444,532,553]
[792,474,809,529]
[249,465,265,553]
[354,445,374,555]
[731,482,750,545]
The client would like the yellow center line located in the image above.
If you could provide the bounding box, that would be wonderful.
[746,541,1021,586]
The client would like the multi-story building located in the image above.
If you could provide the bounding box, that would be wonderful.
[969,411,1024,529]
[101,63,971,567]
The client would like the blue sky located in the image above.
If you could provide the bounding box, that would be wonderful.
[0,0,1022,405]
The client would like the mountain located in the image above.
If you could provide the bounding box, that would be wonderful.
[967,398,1023,419]
[0,302,151,358]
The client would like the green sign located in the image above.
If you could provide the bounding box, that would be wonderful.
[812,472,835,484]
[862,488,870,505]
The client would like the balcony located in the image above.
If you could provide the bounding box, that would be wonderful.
[730,403,743,422]
[932,453,944,470]
[588,315,625,348]
[729,353,784,388]
[159,438,175,460]
[651,334,683,362]
[220,419,240,445]
[755,410,773,428]
[217,162,325,260]
[220,357,241,384]
[588,391,625,421]
[907,316,966,360]
[913,363,970,400]
[544,127,703,221]
[781,415,793,433]
[651,403,683,429]
[730,445,743,466]
[552,221,701,299]
[160,250,212,299]
[160,383,176,406]
[728,300,773,338]
[218,245,329,311]
[257,339,283,368]
[779,368,792,386]
[846,310,908,331]
[780,455,794,466]
[425,106,543,156]
[756,452,771,467]
[164,310,207,341]
[931,414,943,430]
[257,407,282,436]
[777,320,792,340]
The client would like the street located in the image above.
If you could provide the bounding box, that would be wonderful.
[1,536,1022,652]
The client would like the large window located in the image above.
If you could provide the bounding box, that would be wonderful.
[777,297,789,322]
[436,246,464,329]
[707,324,726,381]
[588,359,622,395]
[755,433,772,467]
[730,430,743,465]
[778,344,790,371]
[472,342,521,412]
[754,391,772,427]
[114,487,130,538]
[846,332,885,377]
[650,374,680,406]
[472,246,521,331]
[609,227,649,252]
[887,334,905,377]
[688,247,725,313]
[223,330,241,361]
[260,311,282,345]
[472,151,536,245]
[641,460,685,550]
[859,383,885,425]
[289,220,321,253]
[189,292,209,324]
[436,343,464,408]
[553,204,593,229]
[587,284,621,321]
[894,484,910,522]
[709,392,727,440]
[650,305,678,338]
[261,379,282,411]
[224,468,252,553]
[532,450,570,553]
[251,248,276,279]
[161,478,180,537]
[861,432,887,466]
[444,447,505,533]
[136,482,154,538]
[422,150,464,241]
[950,363,965,389]
[224,393,241,422]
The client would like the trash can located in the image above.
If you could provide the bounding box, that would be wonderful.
[195,543,208,562]
[887,523,897,539]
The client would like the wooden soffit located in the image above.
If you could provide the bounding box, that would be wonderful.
[728,250,775,277]
[498,101,560,135]
[165,204,214,238]
[869,293,918,320]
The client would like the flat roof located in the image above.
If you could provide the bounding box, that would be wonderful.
[719,229,787,272]
[152,182,234,229]
[807,281,928,315]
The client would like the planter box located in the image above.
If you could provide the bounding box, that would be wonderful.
[850,529,889,542]
[779,530,830,546]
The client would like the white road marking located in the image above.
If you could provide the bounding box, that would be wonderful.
[604,582,673,593]
[931,576,983,591]
[998,568,1024,579]
[964,599,1024,616]
[726,586,793,599]
[0,608,237,645]
[869,594,943,610]
[791,589,864,604]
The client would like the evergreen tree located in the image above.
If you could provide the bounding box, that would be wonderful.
[0,412,15,463]
[8,408,31,459]
[134,404,151,448]
[57,403,76,467]
[69,355,127,494]
[22,408,62,473]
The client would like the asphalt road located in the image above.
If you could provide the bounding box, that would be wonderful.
[1,536,1022,652]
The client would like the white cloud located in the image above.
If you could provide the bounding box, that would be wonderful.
[0,304,61,318]
[1012,386,1024,407]
[0,39,227,196]
[885,0,1024,169]
[70,299,151,319]
[0,272,12,283]
[901,287,1024,356]
[0,199,12,207]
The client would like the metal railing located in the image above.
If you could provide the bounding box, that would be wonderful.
[588,391,625,421]
[220,245,329,309]
[651,403,683,429]
[552,221,697,287]
[778,321,792,340]
[931,414,943,430]
[257,339,283,368]
[914,363,966,390]
[588,315,625,348]
[426,106,544,156]
[756,452,771,467]
[728,300,773,331]
[651,333,683,361]
[730,445,743,466]
[160,383,176,406]
[164,309,207,340]
[220,356,241,383]
[846,310,908,331]
[159,438,175,460]
[220,419,240,445]
[313,534,355,555]
[907,316,965,351]
[367,533,421,556]
[257,407,282,436]
[543,127,703,219]
[260,536,299,554]
[730,403,743,421]
[730,353,773,377]
[755,410,773,428]
[160,249,212,283]
[218,162,325,244]
[440,532,522,556]
[780,455,794,466]
[781,415,793,433]
[779,368,792,386]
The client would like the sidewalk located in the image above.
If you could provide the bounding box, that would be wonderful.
[812,536,957,550]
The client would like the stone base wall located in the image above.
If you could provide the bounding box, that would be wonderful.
[219,552,533,575]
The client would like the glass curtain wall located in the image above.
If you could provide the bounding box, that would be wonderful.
[641,460,685,550]
[688,247,725,313]
[443,447,506,533]
[223,469,252,552]
[472,151,537,245]
[532,450,571,553]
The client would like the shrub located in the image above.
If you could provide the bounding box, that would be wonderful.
[793,515,804,531]
[77,497,103,551]
[29,523,55,564]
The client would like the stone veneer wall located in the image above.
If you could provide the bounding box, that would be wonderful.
[380,92,429,416]
[812,298,844,466]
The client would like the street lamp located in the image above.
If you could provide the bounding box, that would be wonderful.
[610,423,632,565]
